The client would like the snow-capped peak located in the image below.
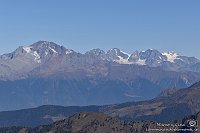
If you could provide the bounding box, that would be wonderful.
[106,48,131,64]
[162,52,179,63]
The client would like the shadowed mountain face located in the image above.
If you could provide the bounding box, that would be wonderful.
[1,82,200,128]
[0,41,200,111]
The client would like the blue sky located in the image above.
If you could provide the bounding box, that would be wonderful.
[0,0,200,58]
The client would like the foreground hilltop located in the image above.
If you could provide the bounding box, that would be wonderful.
[1,111,199,133]
[0,112,161,133]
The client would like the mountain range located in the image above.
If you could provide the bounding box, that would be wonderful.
[1,41,200,81]
[0,41,200,111]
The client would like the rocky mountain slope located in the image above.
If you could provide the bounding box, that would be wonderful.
[105,81,200,122]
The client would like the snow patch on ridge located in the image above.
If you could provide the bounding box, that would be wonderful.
[115,56,132,64]
[66,50,73,55]
[162,52,179,63]
[120,50,131,57]
[49,47,58,53]
[33,51,41,63]
[23,47,32,53]
[136,58,146,65]
[23,46,41,63]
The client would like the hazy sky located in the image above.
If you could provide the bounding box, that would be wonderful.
[0,0,199,58]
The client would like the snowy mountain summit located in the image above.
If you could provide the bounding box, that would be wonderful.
[22,41,74,63]
[0,41,199,80]
[85,48,199,69]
